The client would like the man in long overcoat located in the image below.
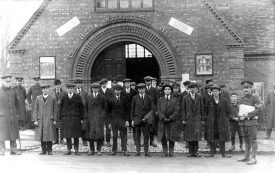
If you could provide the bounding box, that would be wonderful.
[27,77,42,118]
[85,82,107,156]
[0,75,21,155]
[108,84,130,156]
[181,82,205,157]
[60,83,84,155]
[73,79,88,146]
[158,84,180,157]
[144,76,158,147]
[204,85,232,158]
[265,84,275,139]
[15,77,27,130]
[99,78,113,147]
[33,85,58,155]
[238,81,261,165]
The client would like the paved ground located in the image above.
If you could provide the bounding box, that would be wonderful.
[8,129,275,154]
[1,152,275,173]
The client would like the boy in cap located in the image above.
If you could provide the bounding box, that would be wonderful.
[0,75,21,155]
[181,82,205,157]
[157,84,180,157]
[130,82,137,91]
[99,78,114,147]
[182,81,191,97]
[74,79,88,146]
[131,83,154,156]
[108,84,130,156]
[15,77,27,130]
[238,81,261,165]
[85,82,107,156]
[27,77,43,118]
[59,83,84,155]
[33,84,58,155]
[151,77,158,88]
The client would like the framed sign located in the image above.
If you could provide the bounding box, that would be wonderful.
[39,56,56,79]
[195,54,213,76]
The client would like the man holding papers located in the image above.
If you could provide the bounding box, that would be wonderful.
[237,81,261,165]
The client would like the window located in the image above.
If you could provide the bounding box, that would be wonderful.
[125,44,152,58]
[95,0,154,11]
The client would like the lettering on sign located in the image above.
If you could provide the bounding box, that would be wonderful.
[168,17,193,35]
[56,17,80,37]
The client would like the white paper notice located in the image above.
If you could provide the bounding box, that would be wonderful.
[56,17,80,37]
[239,104,255,116]
[168,17,193,35]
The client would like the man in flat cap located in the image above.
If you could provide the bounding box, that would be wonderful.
[0,75,21,155]
[181,82,205,157]
[108,84,130,156]
[238,81,261,165]
[130,82,137,91]
[144,76,158,147]
[99,78,114,147]
[151,77,158,88]
[121,78,138,142]
[15,77,27,130]
[51,79,66,144]
[85,82,107,156]
[74,79,88,146]
[157,84,180,157]
[27,77,42,120]
[131,83,154,156]
[204,84,232,158]
[265,84,275,139]
[33,84,58,155]
[182,81,191,97]
[59,83,84,155]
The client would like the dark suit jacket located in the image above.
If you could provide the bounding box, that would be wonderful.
[121,87,138,120]
[109,94,128,127]
[145,86,158,110]
[99,87,114,114]
[131,94,153,125]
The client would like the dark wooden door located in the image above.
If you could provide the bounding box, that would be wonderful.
[91,43,126,82]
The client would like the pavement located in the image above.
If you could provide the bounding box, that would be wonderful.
[4,129,275,154]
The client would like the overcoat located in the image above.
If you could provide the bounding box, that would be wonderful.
[145,86,158,134]
[33,95,58,141]
[266,92,275,129]
[157,96,180,142]
[59,93,84,138]
[27,84,42,112]
[131,94,153,125]
[0,86,20,141]
[85,93,107,140]
[205,96,232,142]
[121,87,138,121]
[181,93,205,142]
[15,85,27,121]
[109,94,128,138]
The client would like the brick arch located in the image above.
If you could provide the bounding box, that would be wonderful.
[72,20,181,81]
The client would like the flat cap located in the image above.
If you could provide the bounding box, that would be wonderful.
[210,84,221,91]
[206,79,213,84]
[188,82,199,88]
[151,77,158,81]
[15,77,23,81]
[136,83,146,88]
[205,83,213,89]
[33,77,40,81]
[144,76,152,81]
[130,82,136,86]
[40,85,50,89]
[113,84,123,90]
[123,78,132,83]
[91,82,100,88]
[241,80,253,87]
[1,75,12,80]
[172,83,180,88]
[162,84,173,91]
[183,81,191,86]
[100,78,108,84]
[65,83,75,88]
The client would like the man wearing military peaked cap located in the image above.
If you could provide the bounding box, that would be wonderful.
[241,81,253,87]
[123,78,132,83]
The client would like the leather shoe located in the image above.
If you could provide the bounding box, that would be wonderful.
[108,151,116,156]
[187,153,194,157]
[39,152,46,155]
[145,153,152,157]
[237,158,249,162]
[83,141,88,146]
[204,154,214,157]
[135,152,141,156]
[247,159,257,165]
[123,151,130,156]
[87,151,94,155]
[150,142,157,147]
[169,153,174,157]
[64,150,71,155]
[222,154,232,158]
[48,152,53,155]
[228,145,235,151]
[10,151,21,155]
[97,151,102,156]
[75,151,81,155]
[194,153,201,157]
[162,152,168,157]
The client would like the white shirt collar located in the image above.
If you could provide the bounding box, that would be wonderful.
[101,87,107,93]
[126,88,130,93]
[165,95,170,100]
[43,94,48,98]
[68,93,73,98]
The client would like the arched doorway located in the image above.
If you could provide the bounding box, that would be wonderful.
[91,42,160,83]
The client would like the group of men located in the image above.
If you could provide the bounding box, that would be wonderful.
[1,74,275,166]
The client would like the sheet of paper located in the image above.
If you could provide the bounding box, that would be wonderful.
[238,104,255,116]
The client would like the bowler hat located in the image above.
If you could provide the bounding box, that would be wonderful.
[136,83,146,88]
[183,81,191,86]
[162,84,173,91]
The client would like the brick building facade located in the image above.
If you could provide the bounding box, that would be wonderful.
[7,0,275,99]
